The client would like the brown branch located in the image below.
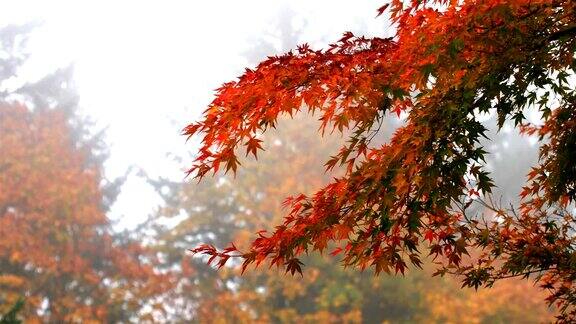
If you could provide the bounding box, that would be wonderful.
[493,267,557,280]
[550,24,576,41]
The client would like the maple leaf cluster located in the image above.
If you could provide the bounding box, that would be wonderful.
[150,115,555,322]
[186,0,576,321]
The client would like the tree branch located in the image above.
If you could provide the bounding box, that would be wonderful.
[550,24,576,41]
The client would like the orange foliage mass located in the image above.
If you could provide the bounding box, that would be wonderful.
[0,104,170,322]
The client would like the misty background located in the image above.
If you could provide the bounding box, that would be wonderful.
[0,0,389,230]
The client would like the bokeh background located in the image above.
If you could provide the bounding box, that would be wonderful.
[0,0,557,322]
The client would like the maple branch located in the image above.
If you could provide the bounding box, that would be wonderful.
[445,267,557,282]
[549,24,576,41]
[493,267,558,280]
[367,112,385,143]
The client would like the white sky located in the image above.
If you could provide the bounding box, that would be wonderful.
[1,0,387,229]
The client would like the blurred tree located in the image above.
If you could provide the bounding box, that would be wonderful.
[0,24,171,322]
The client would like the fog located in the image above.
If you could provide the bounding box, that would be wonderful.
[0,0,393,230]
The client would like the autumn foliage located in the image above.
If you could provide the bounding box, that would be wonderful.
[186,0,576,321]
[0,104,169,322]
[144,116,555,322]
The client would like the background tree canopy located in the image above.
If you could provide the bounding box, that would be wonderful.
[0,24,170,323]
